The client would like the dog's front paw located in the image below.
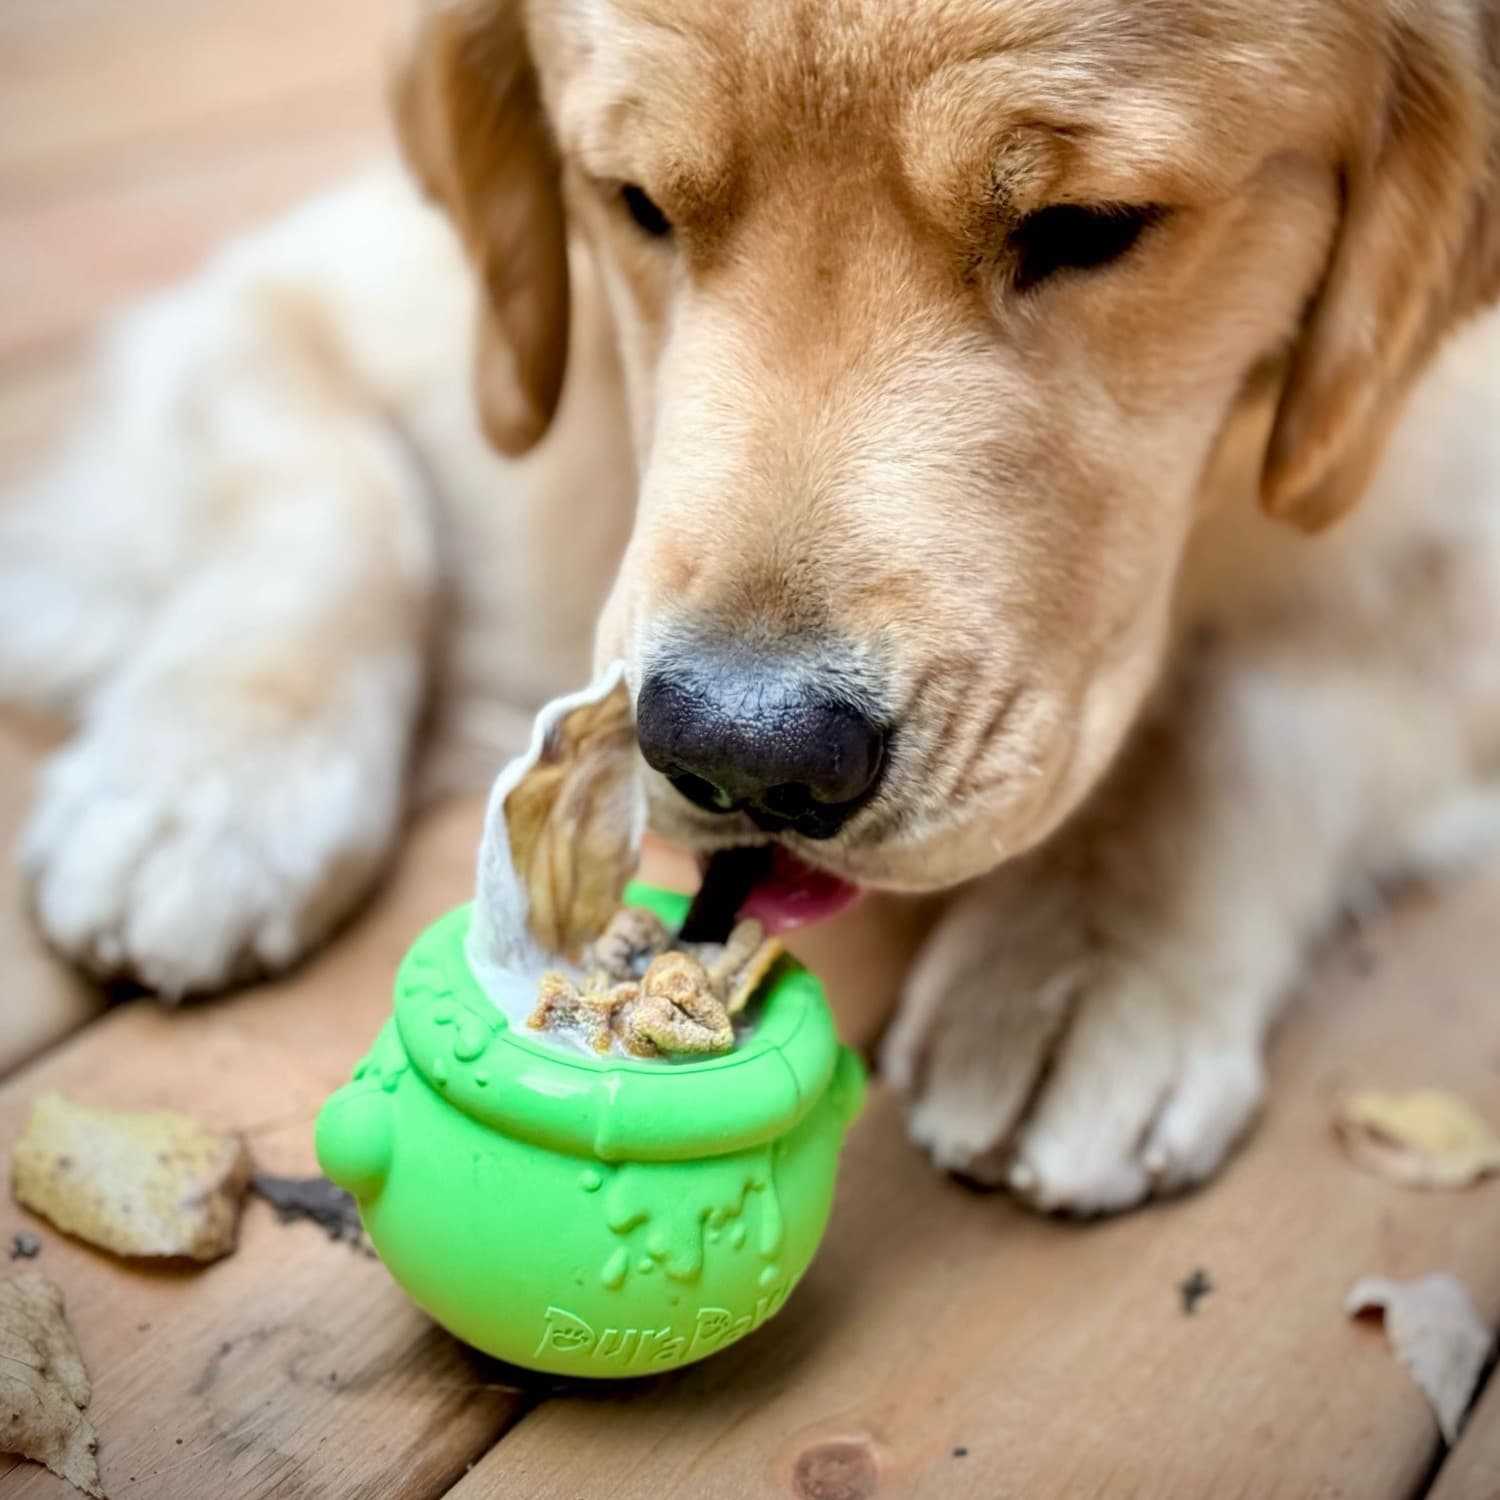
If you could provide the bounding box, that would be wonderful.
[21,692,406,998]
[882,882,1266,1214]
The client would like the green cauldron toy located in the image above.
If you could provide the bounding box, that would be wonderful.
[315,883,865,1378]
[317,666,866,1376]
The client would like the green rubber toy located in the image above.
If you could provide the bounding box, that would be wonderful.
[315,883,866,1377]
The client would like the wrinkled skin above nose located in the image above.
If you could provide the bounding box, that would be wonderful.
[636,653,887,839]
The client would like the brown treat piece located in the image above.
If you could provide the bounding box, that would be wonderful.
[588,906,671,982]
[11,1093,249,1262]
[724,937,784,1016]
[529,971,609,1054]
[705,918,764,987]
[528,969,582,1029]
[706,918,785,1015]
[0,1272,103,1497]
[529,970,640,1054]
[619,952,734,1057]
[611,1004,665,1060]
[598,980,642,1050]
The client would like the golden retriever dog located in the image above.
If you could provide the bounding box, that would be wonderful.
[3,0,1498,1212]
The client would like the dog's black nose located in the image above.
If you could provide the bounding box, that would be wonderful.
[637,660,886,839]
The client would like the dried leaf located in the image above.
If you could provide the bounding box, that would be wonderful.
[1334,1088,1500,1188]
[11,1094,249,1261]
[1347,1273,1494,1442]
[0,1272,103,1497]
[470,665,646,997]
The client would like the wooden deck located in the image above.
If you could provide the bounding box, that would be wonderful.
[2,2,1499,1496]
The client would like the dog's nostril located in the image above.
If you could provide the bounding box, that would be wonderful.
[761,782,813,819]
[669,771,738,815]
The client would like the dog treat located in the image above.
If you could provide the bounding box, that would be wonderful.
[588,906,671,982]
[704,917,784,1016]
[527,949,737,1059]
[11,1093,250,1261]
[525,910,784,1057]
[624,951,735,1056]
[472,667,645,977]
[529,970,640,1054]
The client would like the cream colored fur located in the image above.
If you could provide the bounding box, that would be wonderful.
[3,0,1498,1212]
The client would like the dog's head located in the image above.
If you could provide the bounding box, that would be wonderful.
[396,0,1500,901]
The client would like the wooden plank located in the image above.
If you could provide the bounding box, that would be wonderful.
[0,0,393,370]
[0,717,100,1078]
[0,0,390,191]
[1428,1377,1500,1500]
[447,865,1500,1500]
[0,800,532,1500]
[0,116,383,368]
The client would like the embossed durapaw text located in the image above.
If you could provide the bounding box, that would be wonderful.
[536,1287,790,1369]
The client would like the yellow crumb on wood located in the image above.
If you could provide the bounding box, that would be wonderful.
[11,1093,250,1261]
[1334,1088,1500,1189]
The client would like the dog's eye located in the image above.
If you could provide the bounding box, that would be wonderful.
[1009,203,1164,291]
[620,183,672,238]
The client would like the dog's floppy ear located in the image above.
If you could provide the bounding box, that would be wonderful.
[392,0,569,455]
[1262,7,1500,532]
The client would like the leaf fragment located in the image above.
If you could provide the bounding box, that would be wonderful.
[0,1272,103,1497]
[1347,1272,1495,1443]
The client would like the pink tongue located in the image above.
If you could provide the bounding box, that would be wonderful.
[739,846,864,935]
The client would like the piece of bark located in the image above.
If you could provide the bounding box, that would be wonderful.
[249,1174,364,1247]
[1347,1273,1495,1443]
[0,1271,103,1497]
[11,1093,249,1261]
[1334,1088,1500,1188]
